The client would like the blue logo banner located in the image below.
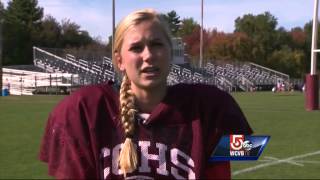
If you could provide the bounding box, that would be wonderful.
[210,135,270,161]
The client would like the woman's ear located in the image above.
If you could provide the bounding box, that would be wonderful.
[115,52,125,71]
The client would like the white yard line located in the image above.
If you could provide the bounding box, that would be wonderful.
[232,150,320,176]
[293,160,320,164]
[264,156,304,166]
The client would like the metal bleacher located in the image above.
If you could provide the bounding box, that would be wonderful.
[2,67,76,95]
[33,46,289,93]
[34,47,235,92]
[202,62,290,91]
[33,47,115,86]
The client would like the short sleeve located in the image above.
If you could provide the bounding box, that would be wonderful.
[218,93,253,135]
[202,88,253,179]
[39,98,97,179]
[204,91,253,157]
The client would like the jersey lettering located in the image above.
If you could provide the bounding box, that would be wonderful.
[111,144,123,175]
[101,147,110,178]
[170,148,195,179]
[138,141,169,175]
[101,141,195,179]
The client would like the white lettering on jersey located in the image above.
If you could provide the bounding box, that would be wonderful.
[138,141,169,175]
[101,147,110,178]
[111,144,123,175]
[170,148,195,179]
[101,147,110,158]
[100,141,195,179]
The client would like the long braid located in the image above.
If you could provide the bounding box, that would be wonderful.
[118,74,138,176]
[113,9,173,178]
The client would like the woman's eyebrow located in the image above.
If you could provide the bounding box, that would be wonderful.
[129,41,142,46]
[149,37,162,41]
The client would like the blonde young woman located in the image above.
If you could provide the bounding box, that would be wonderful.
[39,9,252,179]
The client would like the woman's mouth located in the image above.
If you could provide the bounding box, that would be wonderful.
[141,67,160,77]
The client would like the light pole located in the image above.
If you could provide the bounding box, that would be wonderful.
[0,19,3,96]
[112,0,115,54]
[305,0,319,110]
[199,0,203,68]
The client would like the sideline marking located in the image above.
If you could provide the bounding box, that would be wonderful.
[264,156,304,166]
[232,150,320,176]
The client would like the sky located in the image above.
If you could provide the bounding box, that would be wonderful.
[1,0,316,43]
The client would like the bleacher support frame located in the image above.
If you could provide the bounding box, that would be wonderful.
[29,46,293,95]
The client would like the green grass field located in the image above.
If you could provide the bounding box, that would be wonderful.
[0,92,319,179]
[232,92,320,179]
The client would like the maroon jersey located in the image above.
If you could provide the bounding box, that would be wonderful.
[39,83,253,179]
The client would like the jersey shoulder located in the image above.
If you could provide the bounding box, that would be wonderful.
[169,83,230,103]
[49,83,119,127]
[55,83,117,110]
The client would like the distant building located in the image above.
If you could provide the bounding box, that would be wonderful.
[172,37,186,65]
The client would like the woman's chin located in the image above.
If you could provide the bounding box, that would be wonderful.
[138,78,167,90]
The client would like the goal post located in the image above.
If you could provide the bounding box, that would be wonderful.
[306,0,320,111]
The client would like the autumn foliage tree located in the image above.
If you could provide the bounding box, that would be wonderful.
[206,30,234,61]
[179,10,313,77]
[0,3,315,78]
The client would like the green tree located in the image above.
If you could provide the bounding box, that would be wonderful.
[106,35,112,54]
[65,40,110,61]
[0,1,4,18]
[161,10,181,37]
[37,15,61,48]
[60,19,93,48]
[267,46,306,77]
[235,12,278,65]
[232,32,255,62]
[177,18,198,37]
[3,0,43,65]
[274,27,291,50]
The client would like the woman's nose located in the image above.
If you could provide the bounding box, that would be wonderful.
[141,46,153,62]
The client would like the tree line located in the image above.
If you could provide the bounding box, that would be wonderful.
[1,0,318,78]
[0,0,110,67]
[166,11,318,78]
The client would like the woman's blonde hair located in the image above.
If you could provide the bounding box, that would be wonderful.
[113,8,172,176]
[112,8,172,71]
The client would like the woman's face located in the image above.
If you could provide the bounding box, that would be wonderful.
[116,20,171,91]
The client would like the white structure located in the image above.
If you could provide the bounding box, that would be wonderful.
[2,67,77,95]
[172,37,185,64]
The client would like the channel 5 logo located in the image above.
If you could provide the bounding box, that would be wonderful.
[230,135,245,151]
[210,134,270,161]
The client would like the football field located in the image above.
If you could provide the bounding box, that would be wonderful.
[0,91,319,179]
[231,91,320,179]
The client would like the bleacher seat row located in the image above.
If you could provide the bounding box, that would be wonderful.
[33,47,290,93]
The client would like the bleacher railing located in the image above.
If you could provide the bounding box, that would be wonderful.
[3,68,77,95]
[32,47,291,93]
[33,47,115,85]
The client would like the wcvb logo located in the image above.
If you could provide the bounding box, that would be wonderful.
[229,135,252,156]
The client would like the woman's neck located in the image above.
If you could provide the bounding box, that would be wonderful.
[131,85,167,113]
